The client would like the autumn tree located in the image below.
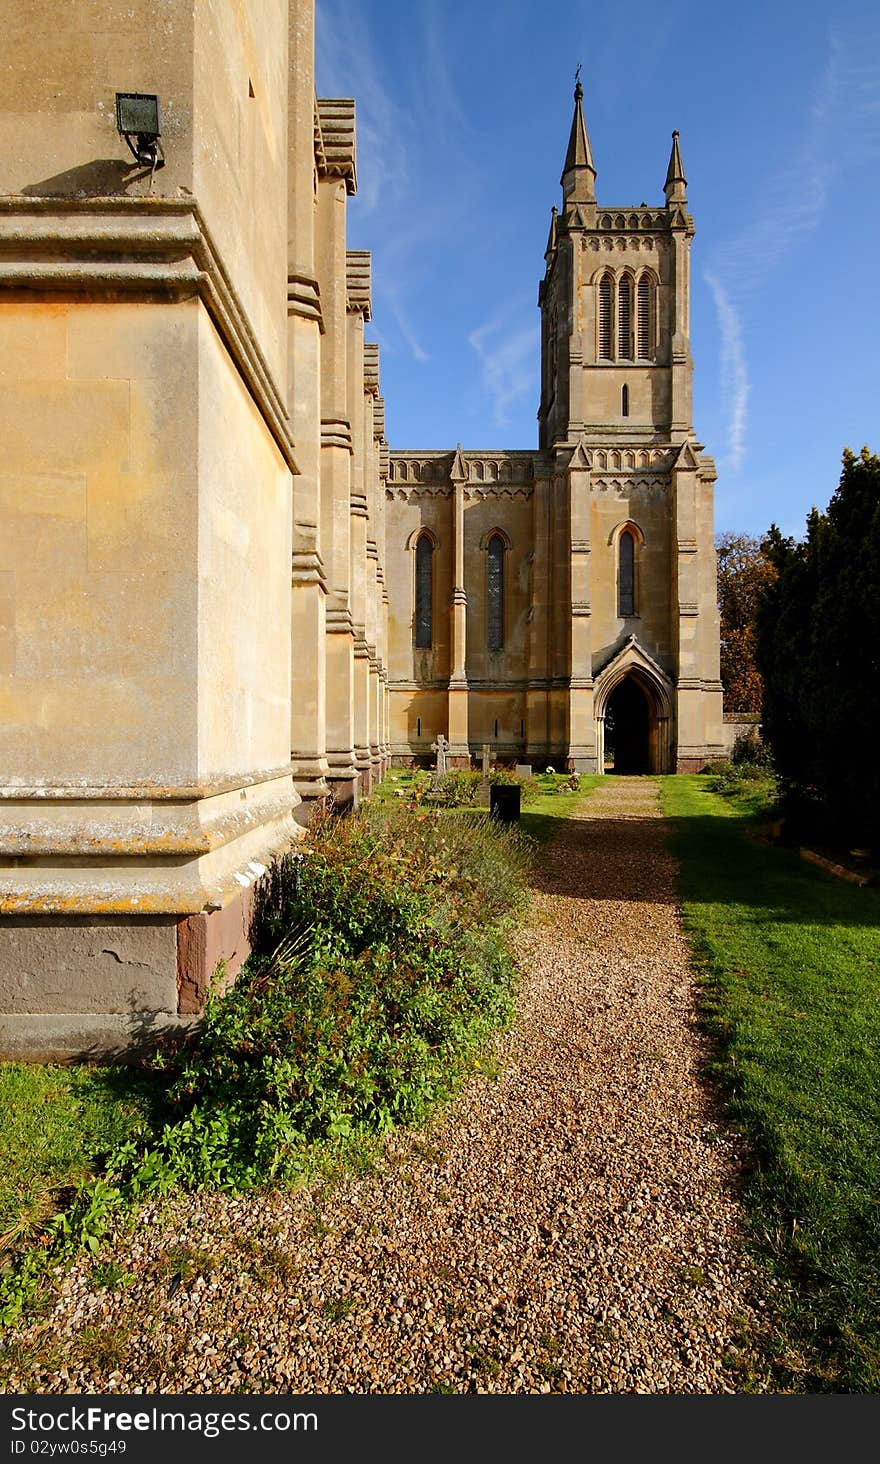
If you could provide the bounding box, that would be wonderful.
[715,531,777,714]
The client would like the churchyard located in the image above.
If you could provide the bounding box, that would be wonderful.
[1,766,879,1393]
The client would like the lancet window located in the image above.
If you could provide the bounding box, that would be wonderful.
[597,272,655,362]
[487,534,505,651]
[618,529,636,617]
[414,534,433,648]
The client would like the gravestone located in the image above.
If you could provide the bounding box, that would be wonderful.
[515,763,532,779]
[430,733,449,790]
[478,742,491,805]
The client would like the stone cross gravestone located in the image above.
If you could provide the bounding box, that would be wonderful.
[430,732,449,789]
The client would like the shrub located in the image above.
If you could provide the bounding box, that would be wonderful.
[147,805,530,1189]
[704,758,732,777]
[706,758,777,806]
[435,769,481,806]
[731,728,770,767]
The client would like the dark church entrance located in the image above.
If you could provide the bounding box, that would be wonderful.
[605,676,650,773]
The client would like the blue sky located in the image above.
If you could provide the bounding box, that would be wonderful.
[315,0,880,538]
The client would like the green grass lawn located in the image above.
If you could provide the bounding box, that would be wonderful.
[0,1065,158,1252]
[371,767,602,846]
[661,774,880,1392]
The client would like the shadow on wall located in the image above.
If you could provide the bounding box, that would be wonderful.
[22,159,153,197]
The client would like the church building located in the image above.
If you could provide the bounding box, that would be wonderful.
[0,4,722,1057]
[385,82,724,774]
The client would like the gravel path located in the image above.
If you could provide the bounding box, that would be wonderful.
[2,778,764,1394]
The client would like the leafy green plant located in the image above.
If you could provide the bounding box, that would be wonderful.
[435,769,481,806]
[1,805,531,1331]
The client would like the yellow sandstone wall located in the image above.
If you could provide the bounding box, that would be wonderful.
[0,0,299,1057]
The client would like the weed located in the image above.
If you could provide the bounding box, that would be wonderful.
[323,1295,356,1323]
[75,1322,132,1374]
[158,1244,219,1288]
[90,1260,135,1290]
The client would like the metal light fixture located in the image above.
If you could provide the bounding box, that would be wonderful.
[115,92,165,173]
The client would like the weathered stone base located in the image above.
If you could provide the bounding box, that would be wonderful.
[326,773,359,809]
[293,790,332,827]
[0,888,257,1061]
[0,1011,198,1064]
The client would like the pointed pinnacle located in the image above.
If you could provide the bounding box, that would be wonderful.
[545,205,558,258]
[664,129,686,197]
[561,76,596,201]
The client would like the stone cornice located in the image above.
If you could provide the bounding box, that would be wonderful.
[0,197,298,473]
[326,604,354,632]
[345,250,371,319]
[288,270,324,332]
[389,449,542,489]
[363,342,380,393]
[315,98,357,194]
[321,417,353,452]
[0,765,295,802]
[291,548,328,590]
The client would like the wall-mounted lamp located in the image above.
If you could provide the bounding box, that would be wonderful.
[115,92,165,173]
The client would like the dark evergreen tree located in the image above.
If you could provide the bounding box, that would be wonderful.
[756,449,880,848]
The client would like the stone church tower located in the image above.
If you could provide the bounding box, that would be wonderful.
[385,83,724,772]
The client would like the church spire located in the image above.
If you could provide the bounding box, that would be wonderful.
[560,75,596,203]
[664,129,687,203]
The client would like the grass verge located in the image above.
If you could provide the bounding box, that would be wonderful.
[0,1065,158,1253]
[660,773,880,1392]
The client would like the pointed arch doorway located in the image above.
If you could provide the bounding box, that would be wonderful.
[605,675,650,773]
[594,636,674,775]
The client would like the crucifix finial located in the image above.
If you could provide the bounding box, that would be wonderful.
[574,63,583,101]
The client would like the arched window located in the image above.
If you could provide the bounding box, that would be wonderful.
[618,530,636,617]
[637,276,653,359]
[598,273,614,359]
[487,533,505,651]
[618,276,633,359]
[621,383,629,417]
[414,534,433,648]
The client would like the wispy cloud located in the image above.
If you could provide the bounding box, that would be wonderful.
[315,0,411,215]
[706,24,880,472]
[469,303,539,427]
[704,272,748,473]
[314,0,479,373]
[379,282,429,364]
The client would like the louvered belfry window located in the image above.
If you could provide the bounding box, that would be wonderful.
[618,276,633,358]
[618,530,635,617]
[487,534,505,651]
[637,277,652,358]
[415,534,433,648]
[598,274,614,359]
